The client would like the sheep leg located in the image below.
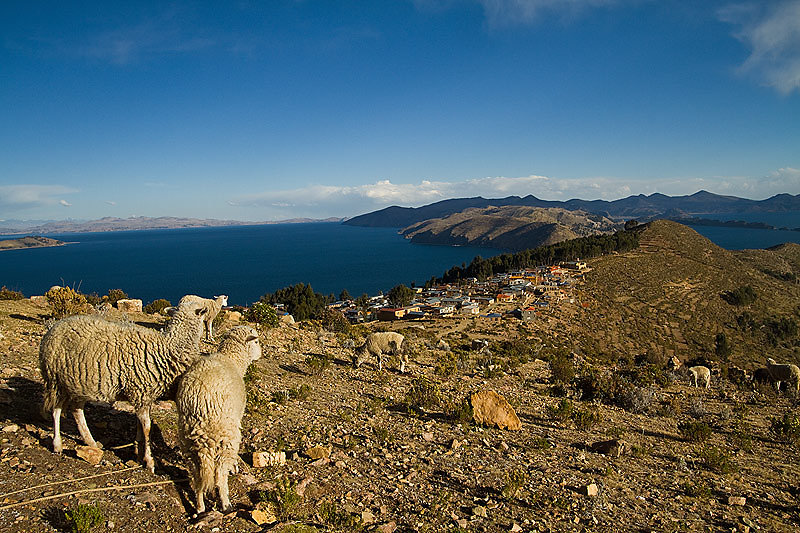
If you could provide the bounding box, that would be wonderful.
[217,468,231,512]
[377,352,383,372]
[136,407,155,473]
[399,353,407,374]
[72,407,101,448]
[207,320,214,342]
[52,407,63,454]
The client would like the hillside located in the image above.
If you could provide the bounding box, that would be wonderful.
[344,191,800,228]
[0,222,799,532]
[0,236,64,251]
[400,206,622,251]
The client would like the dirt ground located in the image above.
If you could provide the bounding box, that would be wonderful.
[1,294,799,532]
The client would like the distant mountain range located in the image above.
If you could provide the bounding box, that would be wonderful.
[343,191,800,228]
[401,206,622,251]
[0,216,344,235]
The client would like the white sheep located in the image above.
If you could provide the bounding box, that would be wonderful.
[688,365,711,389]
[766,358,800,394]
[39,295,208,472]
[353,331,407,372]
[182,294,228,341]
[176,325,261,514]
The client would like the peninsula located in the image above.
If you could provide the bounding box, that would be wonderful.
[0,236,64,251]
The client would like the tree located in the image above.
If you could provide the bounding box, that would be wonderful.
[338,289,352,302]
[355,293,370,310]
[714,332,733,361]
[387,284,415,308]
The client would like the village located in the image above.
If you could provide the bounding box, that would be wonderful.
[326,261,590,324]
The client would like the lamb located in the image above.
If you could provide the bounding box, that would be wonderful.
[766,357,800,394]
[353,331,407,372]
[176,325,261,514]
[39,295,209,472]
[182,294,228,341]
[688,365,711,389]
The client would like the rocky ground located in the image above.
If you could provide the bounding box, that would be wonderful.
[0,291,799,533]
[1,221,799,532]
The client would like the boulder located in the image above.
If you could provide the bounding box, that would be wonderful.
[252,451,286,468]
[590,439,626,458]
[470,390,522,430]
[116,299,142,313]
[75,445,104,465]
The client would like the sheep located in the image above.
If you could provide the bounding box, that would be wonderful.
[688,365,711,389]
[182,294,228,341]
[39,295,209,472]
[353,331,407,372]
[176,325,261,515]
[766,357,800,394]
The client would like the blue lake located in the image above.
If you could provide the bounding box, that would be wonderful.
[0,223,500,306]
[2,215,799,306]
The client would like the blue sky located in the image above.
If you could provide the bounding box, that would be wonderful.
[1,0,799,222]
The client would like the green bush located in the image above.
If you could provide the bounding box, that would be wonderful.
[572,408,602,431]
[260,477,302,520]
[699,446,737,474]
[0,286,23,300]
[46,286,89,319]
[405,377,442,411]
[143,298,171,314]
[305,353,331,376]
[318,307,351,333]
[244,301,279,328]
[548,398,573,422]
[64,502,104,533]
[549,353,575,385]
[678,421,712,443]
[721,285,757,306]
[769,412,800,445]
[104,288,128,305]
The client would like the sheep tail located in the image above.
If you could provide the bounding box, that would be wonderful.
[195,447,216,497]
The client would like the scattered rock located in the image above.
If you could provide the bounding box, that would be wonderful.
[472,505,488,518]
[192,510,224,528]
[510,523,523,532]
[450,439,462,450]
[376,521,397,533]
[728,496,747,506]
[2,424,19,433]
[361,510,375,524]
[250,505,277,526]
[422,432,434,442]
[470,390,522,430]
[75,445,103,465]
[584,483,599,497]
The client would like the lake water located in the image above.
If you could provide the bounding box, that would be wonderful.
[0,223,499,306]
[2,214,799,306]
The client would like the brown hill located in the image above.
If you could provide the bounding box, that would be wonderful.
[401,206,622,251]
[0,236,63,251]
[569,220,800,368]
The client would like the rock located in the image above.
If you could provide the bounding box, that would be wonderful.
[30,295,48,306]
[498,441,510,452]
[75,445,103,465]
[590,439,626,458]
[237,473,258,486]
[376,521,397,533]
[472,505,488,518]
[470,390,522,430]
[280,314,295,325]
[2,424,19,433]
[252,451,286,467]
[451,439,462,450]
[584,483,599,497]
[306,445,332,460]
[226,311,242,322]
[250,505,277,526]
[456,518,469,528]
[422,432,434,442]
[116,299,143,313]
[510,523,523,532]
[728,496,747,506]
[193,510,224,528]
[361,510,375,524]
[295,476,313,497]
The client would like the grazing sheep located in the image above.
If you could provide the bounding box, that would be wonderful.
[766,358,800,394]
[39,295,208,472]
[353,331,407,372]
[176,325,261,514]
[182,294,228,341]
[688,365,711,389]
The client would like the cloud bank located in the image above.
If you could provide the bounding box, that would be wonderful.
[230,169,800,219]
[719,0,800,94]
[0,185,78,212]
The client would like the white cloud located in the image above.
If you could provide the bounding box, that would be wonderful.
[0,185,78,210]
[230,170,800,219]
[59,199,72,207]
[720,1,800,94]
[414,0,623,26]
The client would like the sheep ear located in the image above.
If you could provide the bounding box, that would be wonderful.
[246,335,259,343]
[164,307,176,316]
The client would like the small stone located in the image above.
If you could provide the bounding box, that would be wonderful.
[584,483,599,497]
[361,510,375,524]
[75,445,103,465]
[250,506,277,525]
[456,518,469,528]
[510,523,523,532]
[451,439,462,450]
[306,445,332,460]
[252,450,285,467]
[422,432,434,442]
[106,521,115,529]
[116,299,143,313]
[237,473,258,486]
[2,424,19,433]
[498,441,510,452]
[376,522,397,533]
[472,505,488,518]
[728,496,746,506]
